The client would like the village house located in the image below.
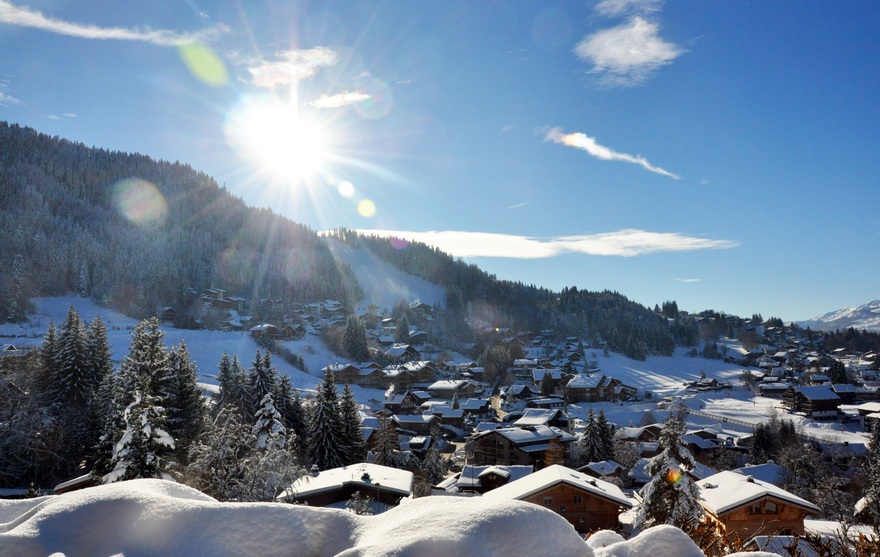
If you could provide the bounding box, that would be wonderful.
[482,464,634,534]
[435,465,534,494]
[278,463,413,511]
[427,379,478,400]
[564,374,637,403]
[697,470,820,540]
[782,385,841,419]
[470,425,576,468]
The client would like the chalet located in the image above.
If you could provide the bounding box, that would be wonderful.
[513,408,571,430]
[697,471,820,540]
[384,343,421,362]
[831,383,873,404]
[526,396,565,410]
[578,460,624,482]
[853,401,880,430]
[782,386,841,419]
[458,398,492,419]
[392,413,439,435]
[471,425,575,468]
[380,368,416,391]
[482,464,634,534]
[427,380,478,400]
[157,306,177,323]
[278,463,413,510]
[396,360,437,383]
[533,368,566,391]
[249,323,281,341]
[564,374,636,403]
[383,390,429,415]
[613,425,662,444]
[435,464,534,494]
[504,384,539,402]
[425,405,465,428]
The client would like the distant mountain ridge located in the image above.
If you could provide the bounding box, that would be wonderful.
[798,300,880,332]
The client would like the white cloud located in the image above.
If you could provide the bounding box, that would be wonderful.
[247,47,339,88]
[309,91,370,108]
[506,202,528,210]
[674,278,701,283]
[595,0,663,18]
[353,229,738,259]
[0,0,228,46]
[0,88,20,106]
[574,16,683,86]
[544,127,680,179]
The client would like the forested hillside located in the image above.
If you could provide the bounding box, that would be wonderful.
[0,122,361,320]
[328,230,697,358]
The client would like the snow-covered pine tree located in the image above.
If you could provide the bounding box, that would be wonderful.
[165,340,205,463]
[578,409,603,465]
[421,445,446,485]
[634,413,704,532]
[252,392,287,451]
[117,318,170,409]
[103,376,175,484]
[395,313,410,344]
[185,407,254,501]
[343,315,370,362]
[373,414,398,467]
[308,369,345,470]
[247,350,276,421]
[595,409,615,462]
[339,383,366,465]
[51,305,92,410]
[35,320,58,399]
[860,422,880,526]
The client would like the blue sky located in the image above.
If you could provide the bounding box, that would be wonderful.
[2,0,879,322]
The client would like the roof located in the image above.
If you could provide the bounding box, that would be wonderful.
[697,470,820,515]
[483,464,633,508]
[280,463,413,500]
[582,460,623,476]
[733,461,787,486]
[566,374,604,389]
[791,386,840,401]
[482,425,575,445]
[512,408,562,427]
[452,465,534,491]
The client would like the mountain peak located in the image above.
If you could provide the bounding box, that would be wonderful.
[798,299,880,332]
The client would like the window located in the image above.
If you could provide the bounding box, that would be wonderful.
[573,495,582,504]
[764,501,778,514]
[543,497,553,505]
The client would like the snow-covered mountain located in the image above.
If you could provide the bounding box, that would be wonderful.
[798,299,880,332]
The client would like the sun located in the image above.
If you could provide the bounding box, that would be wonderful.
[226,96,332,183]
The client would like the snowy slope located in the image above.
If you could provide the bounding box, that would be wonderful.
[798,299,880,332]
[0,297,337,393]
[325,238,446,314]
[0,478,776,557]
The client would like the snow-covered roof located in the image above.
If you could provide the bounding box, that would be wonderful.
[281,463,413,499]
[565,373,604,389]
[582,460,623,477]
[512,408,561,427]
[792,385,840,401]
[483,464,633,508]
[697,470,820,515]
[733,461,787,486]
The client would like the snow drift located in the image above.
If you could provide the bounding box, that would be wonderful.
[0,479,778,557]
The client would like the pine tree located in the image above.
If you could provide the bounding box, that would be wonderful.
[339,383,366,464]
[861,423,880,526]
[103,376,175,483]
[52,305,92,410]
[35,320,59,399]
[540,371,555,397]
[578,409,606,465]
[373,415,398,467]
[308,369,345,470]
[165,340,205,463]
[185,407,254,501]
[117,318,170,408]
[421,445,446,485]
[634,414,704,532]
[395,313,411,344]
[247,350,276,421]
[343,315,370,361]
[217,353,248,417]
[252,392,287,451]
[596,409,616,463]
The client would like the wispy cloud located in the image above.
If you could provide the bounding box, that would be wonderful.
[45,112,77,120]
[574,16,683,86]
[354,229,738,259]
[595,0,663,18]
[309,91,370,108]
[0,1,228,46]
[674,278,701,283]
[0,82,20,106]
[544,127,680,179]
[506,202,528,210]
[247,47,338,88]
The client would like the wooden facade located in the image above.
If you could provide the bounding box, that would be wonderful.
[519,482,625,533]
[706,494,815,540]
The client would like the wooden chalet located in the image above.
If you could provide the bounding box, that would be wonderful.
[564,374,636,403]
[782,385,841,419]
[483,464,634,534]
[278,463,412,510]
[471,425,576,468]
[697,471,820,540]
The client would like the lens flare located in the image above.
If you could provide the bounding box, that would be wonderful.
[357,199,376,218]
[113,178,168,229]
[665,466,684,485]
[338,180,355,198]
[177,44,228,87]
[389,237,409,250]
[355,78,393,120]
